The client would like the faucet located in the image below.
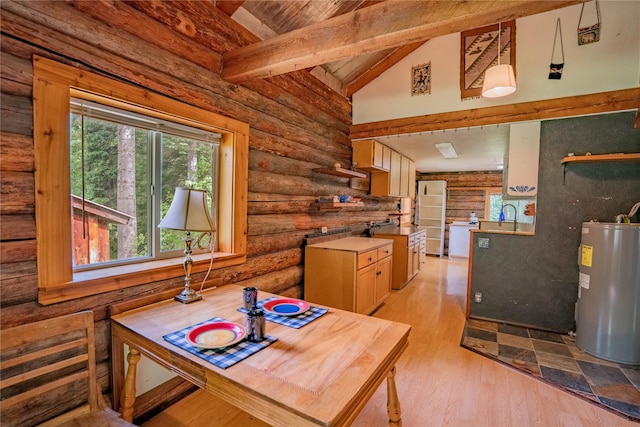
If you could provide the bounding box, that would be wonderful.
[499,203,518,232]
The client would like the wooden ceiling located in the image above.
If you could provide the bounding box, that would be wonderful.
[215,0,585,97]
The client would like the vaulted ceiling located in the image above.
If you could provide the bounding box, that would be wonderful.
[214,0,585,97]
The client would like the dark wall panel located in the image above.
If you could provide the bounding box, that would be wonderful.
[470,112,640,332]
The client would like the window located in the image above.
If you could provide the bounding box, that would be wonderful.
[70,98,220,269]
[487,192,503,222]
[34,56,248,305]
[484,188,536,227]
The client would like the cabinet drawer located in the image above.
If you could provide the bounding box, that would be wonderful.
[357,249,378,269]
[418,231,427,241]
[408,235,415,246]
[377,244,393,259]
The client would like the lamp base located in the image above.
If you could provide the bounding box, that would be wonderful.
[174,290,203,304]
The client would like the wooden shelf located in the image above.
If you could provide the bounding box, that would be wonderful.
[560,153,640,164]
[313,166,366,179]
[317,202,365,210]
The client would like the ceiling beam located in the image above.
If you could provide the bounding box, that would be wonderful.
[221,0,585,83]
[215,0,245,17]
[349,88,640,139]
[346,41,424,97]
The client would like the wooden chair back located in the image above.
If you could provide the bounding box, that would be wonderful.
[0,310,133,426]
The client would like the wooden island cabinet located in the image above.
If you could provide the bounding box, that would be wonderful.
[304,237,393,315]
[372,226,427,290]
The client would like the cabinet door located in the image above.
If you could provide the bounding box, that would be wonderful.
[411,243,420,275]
[373,141,384,169]
[406,243,420,278]
[356,263,376,314]
[389,151,402,196]
[375,255,392,306]
[352,140,390,172]
[407,159,416,198]
[399,156,410,197]
[382,145,391,171]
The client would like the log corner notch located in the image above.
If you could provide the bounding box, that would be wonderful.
[220,0,585,84]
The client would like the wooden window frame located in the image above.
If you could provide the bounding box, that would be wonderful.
[33,56,248,305]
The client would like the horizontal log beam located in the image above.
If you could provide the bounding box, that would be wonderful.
[221,0,584,82]
[350,88,640,139]
[1,132,33,172]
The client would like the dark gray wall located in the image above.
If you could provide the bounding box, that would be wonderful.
[470,112,640,332]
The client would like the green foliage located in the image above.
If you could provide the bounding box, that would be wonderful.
[70,112,216,265]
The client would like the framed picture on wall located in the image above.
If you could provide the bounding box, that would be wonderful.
[411,62,431,96]
[460,21,516,100]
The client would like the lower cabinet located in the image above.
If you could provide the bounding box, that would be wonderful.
[304,237,393,315]
[374,229,426,290]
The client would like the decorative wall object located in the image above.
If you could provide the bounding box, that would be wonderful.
[578,0,601,45]
[549,18,565,80]
[411,62,431,95]
[460,21,516,100]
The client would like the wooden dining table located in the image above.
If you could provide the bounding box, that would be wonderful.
[110,285,411,426]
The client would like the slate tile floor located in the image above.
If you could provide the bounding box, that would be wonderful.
[461,319,640,422]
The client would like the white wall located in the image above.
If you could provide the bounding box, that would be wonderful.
[352,1,640,124]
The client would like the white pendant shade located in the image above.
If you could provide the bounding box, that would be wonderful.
[482,64,517,98]
[158,187,215,232]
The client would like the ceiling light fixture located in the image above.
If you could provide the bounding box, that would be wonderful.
[435,142,458,159]
[482,22,517,98]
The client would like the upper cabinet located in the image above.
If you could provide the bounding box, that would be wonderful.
[354,140,415,198]
[352,139,391,171]
[505,122,540,197]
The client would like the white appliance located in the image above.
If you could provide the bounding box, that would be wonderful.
[448,222,479,259]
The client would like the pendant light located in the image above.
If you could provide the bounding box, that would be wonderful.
[482,22,517,98]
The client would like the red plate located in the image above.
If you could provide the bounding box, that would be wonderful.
[262,298,310,316]
[186,321,245,349]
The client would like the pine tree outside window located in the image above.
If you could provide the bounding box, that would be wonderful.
[69,99,220,270]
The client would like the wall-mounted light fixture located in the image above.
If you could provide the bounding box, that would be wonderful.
[482,22,517,98]
[435,142,458,159]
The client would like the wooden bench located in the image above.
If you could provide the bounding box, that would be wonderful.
[0,310,136,427]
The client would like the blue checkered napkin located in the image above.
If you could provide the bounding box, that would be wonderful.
[162,317,277,369]
[238,298,329,329]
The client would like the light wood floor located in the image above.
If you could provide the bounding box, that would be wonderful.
[143,257,635,427]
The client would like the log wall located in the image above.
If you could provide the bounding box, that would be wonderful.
[417,171,502,255]
[0,1,397,424]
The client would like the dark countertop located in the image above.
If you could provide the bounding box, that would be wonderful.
[372,225,425,237]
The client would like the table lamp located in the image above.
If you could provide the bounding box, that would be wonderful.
[158,187,215,303]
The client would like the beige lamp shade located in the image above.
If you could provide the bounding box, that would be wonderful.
[482,64,517,98]
[158,187,215,232]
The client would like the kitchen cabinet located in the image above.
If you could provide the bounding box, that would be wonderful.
[352,139,391,171]
[504,122,540,197]
[417,181,446,257]
[372,226,426,290]
[304,237,393,315]
[355,139,416,198]
[370,152,415,198]
[389,150,402,196]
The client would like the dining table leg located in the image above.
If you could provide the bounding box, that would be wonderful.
[119,347,141,422]
[386,366,402,426]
